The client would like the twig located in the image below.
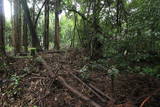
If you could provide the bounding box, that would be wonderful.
[140,96,150,107]
[140,88,160,107]
[34,92,50,105]
[34,0,47,26]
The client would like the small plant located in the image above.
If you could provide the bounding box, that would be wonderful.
[11,74,20,85]
[22,67,30,74]
[80,65,90,81]
[0,60,8,72]
[34,56,44,63]
[4,74,22,99]
[5,45,14,52]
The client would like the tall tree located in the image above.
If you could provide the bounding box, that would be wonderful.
[70,13,77,48]
[22,12,28,52]
[32,0,36,22]
[43,0,50,50]
[0,0,5,55]
[8,0,14,47]
[54,0,60,50]
[13,0,21,53]
[21,0,41,50]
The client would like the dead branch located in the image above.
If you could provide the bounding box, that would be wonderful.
[89,83,114,101]
[140,96,150,107]
[140,88,160,107]
[58,76,101,107]
[70,73,106,102]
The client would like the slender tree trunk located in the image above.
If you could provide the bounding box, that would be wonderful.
[32,0,36,25]
[21,0,41,50]
[23,12,28,52]
[9,0,14,47]
[0,0,5,55]
[71,13,77,48]
[13,0,21,54]
[54,0,60,50]
[43,0,49,50]
[17,0,22,53]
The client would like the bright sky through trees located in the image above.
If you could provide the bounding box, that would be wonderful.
[3,0,132,21]
[4,0,11,20]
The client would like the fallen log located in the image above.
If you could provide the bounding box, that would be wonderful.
[47,50,65,54]
[38,56,101,107]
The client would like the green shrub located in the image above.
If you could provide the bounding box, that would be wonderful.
[142,67,160,78]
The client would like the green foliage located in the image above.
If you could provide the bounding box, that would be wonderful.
[80,72,90,81]
[33,106,38,107]
[88,59,108,72]
[60,15,74,47]
[30,48,37,56]
[79,65,90,80]
[34,56,44,63]
[11,74,20,85]
[108,66,120,77]
[5,45,13,52]
[4,74,22,98]
[0,61,7,71]
[142,66,160,78]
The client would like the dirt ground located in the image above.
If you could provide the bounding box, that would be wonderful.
[0,49,160,107]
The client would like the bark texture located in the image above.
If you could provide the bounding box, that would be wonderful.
[54,0,60,50]
[21,0,41,50]
[13,0,21,53]
[0,0,5,55]
[44,0,49,50]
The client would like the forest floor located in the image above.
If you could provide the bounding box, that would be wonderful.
[0,48,160,107]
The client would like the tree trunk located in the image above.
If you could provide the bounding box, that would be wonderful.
[71,13,77,48]
[43,0,49,50]
[8,0,14,47]
[54,0,60,50]
[0,0,5,55]
[23,12,28,52]
[13,0,21,54]
[21,0,41,50]
[32,0,36,25]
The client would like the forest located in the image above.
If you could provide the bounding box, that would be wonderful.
[0,0,160,107]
